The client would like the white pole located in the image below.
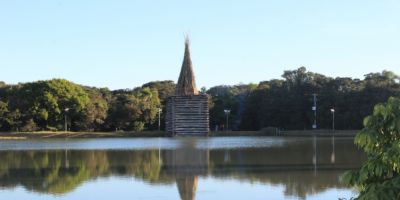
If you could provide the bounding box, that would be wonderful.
[65,114,67,132]
[64,108,69,133]
[158,108,162,131]
[313,93,317,129]
[224,109,231,131]
[333,111,335,132]
[331,108,335,133]
[226,113,229,130]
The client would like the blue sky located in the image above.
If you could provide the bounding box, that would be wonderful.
[1,0,399,89]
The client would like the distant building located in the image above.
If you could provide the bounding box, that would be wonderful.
[165,38,209,136]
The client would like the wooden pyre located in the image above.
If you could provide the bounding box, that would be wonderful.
[166,38,209,136]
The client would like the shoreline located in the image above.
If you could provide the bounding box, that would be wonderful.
[0,130,358,140]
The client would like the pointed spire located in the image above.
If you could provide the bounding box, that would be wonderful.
[175,37,199,96]
[176,176,199,200]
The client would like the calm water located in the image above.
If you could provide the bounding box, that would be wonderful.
[0,137,365,200]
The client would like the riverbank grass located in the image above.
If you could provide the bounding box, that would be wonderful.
[0,130,357,139]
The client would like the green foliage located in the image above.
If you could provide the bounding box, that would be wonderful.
[4,109,22,131]
[134,87,161,124]
[106,87,160,131]
[133,121,145,132]
[142,80,175,104]
[140,81,175,130]
[343,97,400,200]
[0,79,164,132]
[241,68,400,130]
[0,68,399,132]
[0,81,5,88]
[207,84,254,130]
[21,118,38,132]
[74,87,110,131]
[0,101,8,129]
[6,79,90,131]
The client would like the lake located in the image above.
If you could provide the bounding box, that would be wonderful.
[0,136,365,200]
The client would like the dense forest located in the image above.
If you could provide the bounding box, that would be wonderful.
[0,67,399,132]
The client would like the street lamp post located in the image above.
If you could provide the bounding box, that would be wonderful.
[330,108,335,132]
[312,94,317,129]
[158,108,162,131]
[64,108,70,133]
[224,109,231,131]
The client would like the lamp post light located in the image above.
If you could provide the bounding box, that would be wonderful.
[224,109,231,131]
[64,108,70,133]
[158,108,162,131]
[330,108,335,133]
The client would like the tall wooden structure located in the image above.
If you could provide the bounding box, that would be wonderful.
[166,38,209,136]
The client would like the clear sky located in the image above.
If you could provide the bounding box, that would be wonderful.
[1,0,399,90]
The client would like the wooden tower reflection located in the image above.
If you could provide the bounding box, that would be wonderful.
[164,139,209,200]
[176,176,199,200]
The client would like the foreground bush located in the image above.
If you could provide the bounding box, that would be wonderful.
[343,97,400,200]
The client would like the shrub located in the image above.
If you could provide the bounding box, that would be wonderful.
[20,119,38,132]
[260,127,279,136]
[133,121,145,132]
[343,97,400,200]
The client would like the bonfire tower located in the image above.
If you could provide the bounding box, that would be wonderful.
[166,38,209,136]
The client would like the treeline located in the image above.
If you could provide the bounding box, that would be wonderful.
[0,67,399,132]
[0,79,174,132]
[215,67,400,131]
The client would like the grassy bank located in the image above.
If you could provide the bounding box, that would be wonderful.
[0,131,165,139]
[279,130,358,137]
[0,129,358,140]
[209,131,263,136]
[210,130,358,137]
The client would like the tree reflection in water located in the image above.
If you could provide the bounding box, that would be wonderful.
[0,137,365,199]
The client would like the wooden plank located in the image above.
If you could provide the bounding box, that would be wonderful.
[166,95,210,136]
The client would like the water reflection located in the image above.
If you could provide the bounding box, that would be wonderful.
[331,136,336,164]
[0,137,365,199]
[164,139,208,200]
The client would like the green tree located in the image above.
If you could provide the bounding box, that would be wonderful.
[0,101,8,130]
[241,68,400,131]
[20,119,38,132]
[207,84,256,130]
[7,79,90,131]
[0,81,5,88]
[107,87,160,131]
[74,87,110,131]
[141,81,176,130]
[134,87,161,125]
[6,109,22,131]
[142,80,176,104]
[343,97,400,199]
